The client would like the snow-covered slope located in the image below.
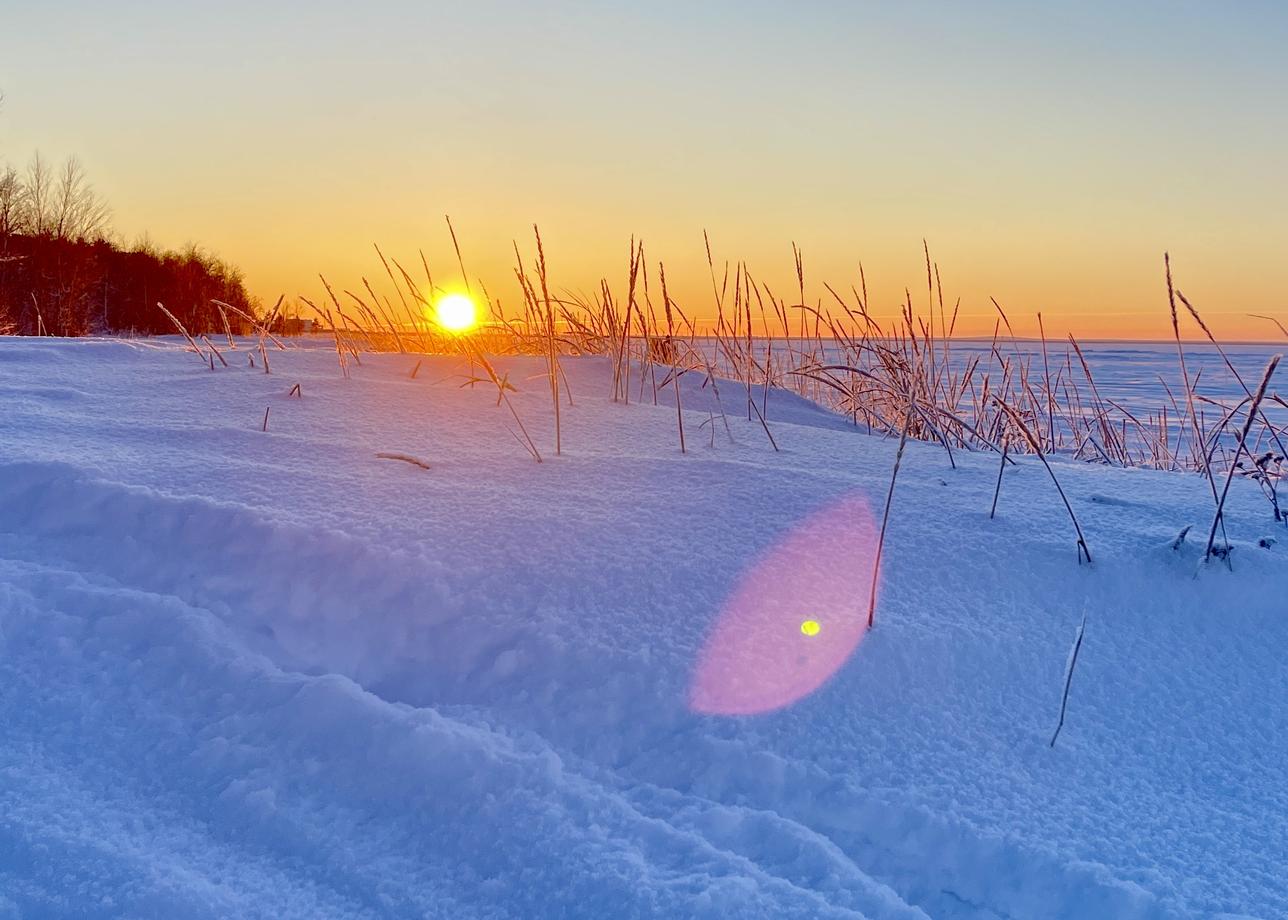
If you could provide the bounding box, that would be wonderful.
[0,337,1284,919]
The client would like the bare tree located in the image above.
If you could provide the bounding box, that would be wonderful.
[0,87,15,332]
[24,152,51,236]
[8,154,108,242]
[0,164,22,239]
[51,156,109,241]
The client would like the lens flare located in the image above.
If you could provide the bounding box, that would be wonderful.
[689,493,880,716]
[433,293,478,333]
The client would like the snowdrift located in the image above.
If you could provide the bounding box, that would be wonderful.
[0,337,1285,919]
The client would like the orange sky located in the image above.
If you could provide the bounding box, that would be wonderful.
[2,1,1285,341]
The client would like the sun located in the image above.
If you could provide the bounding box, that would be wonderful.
[432,293,479,333]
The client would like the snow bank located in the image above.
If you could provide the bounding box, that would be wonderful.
[0,336,1285,918]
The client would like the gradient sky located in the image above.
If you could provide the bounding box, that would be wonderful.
[2,1,1285,339]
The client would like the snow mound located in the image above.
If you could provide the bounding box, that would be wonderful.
[1,337,1285,918]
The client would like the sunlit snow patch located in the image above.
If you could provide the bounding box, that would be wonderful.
[689,492,879,715]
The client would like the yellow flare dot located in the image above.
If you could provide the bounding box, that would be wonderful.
[801,619,821,637]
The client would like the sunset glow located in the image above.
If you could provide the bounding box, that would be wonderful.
[3,3,1285,340]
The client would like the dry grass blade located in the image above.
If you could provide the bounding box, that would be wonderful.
[869,400,913,630]
[215,298,287,350]
[200,335,229,367]
[990,437,1009,519]
[1204,353,1282,565]
[375,452,431,470]
[996,397,1092,564]
[156,302,205,361]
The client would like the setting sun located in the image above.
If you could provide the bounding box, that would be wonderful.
[433,293,479,333]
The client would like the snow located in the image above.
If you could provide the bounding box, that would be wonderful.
[0,335,1285,918]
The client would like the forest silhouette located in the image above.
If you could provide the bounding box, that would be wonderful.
[0,151,255,336]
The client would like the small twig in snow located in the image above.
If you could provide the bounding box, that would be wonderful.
[375,452,431,470]
[1050,613,1087,748]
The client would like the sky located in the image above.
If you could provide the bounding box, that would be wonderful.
[2,0,1286,339]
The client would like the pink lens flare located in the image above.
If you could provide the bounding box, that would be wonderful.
[689,492,880,716]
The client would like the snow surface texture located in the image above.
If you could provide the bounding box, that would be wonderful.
[0,337,1284,919]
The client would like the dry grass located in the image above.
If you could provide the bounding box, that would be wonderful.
[276,235,1279,471]
[177,234,1286,542]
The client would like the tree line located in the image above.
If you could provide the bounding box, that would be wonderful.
[0,152,257,336]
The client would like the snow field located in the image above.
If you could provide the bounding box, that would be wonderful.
[0,337,1285,918]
